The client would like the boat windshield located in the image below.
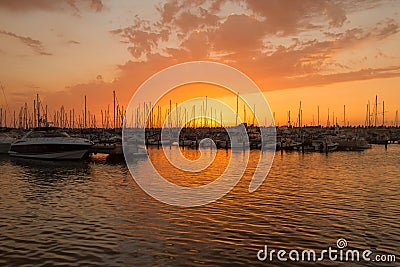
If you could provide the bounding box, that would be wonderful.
[26,130,71,138]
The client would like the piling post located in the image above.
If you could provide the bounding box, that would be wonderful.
[325,140,328,154]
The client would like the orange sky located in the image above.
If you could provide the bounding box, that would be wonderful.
[0,0,399,127]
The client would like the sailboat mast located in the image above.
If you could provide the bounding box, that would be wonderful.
[235,92,239,126]
[253,104,256,126]
[205,96,208,127]
[176,103,178,128]
[375,95,378,127]
[298,101,302,127]
[244,105,246,125]
[37,94,40,127]
[84,95,87,128]
[327,108,330,127]
[113,90,116,129]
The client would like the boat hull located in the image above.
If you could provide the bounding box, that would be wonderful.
[0,143,11,154]
[8,149,89,160]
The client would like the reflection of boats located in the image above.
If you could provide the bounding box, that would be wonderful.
[9,127,93,160]
[0,133,15,153]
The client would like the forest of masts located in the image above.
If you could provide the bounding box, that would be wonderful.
[286,95,398,128]
[0,91,399,130]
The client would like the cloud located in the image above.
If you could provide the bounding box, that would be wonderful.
[156,0,180,23]
[90,0,103,12]
[0,30,52,55]
[109,2,400,92]
[244,0,349,34]
[110,16,170,58]
[181,31,211,59]
[111,0,364,60]
[211,14,266,52]
[173,8,219,34]
[325,2,347,27]
[373,18,400,38]
[0,0,104,14]
[67,40,81,45]
[287,66,400,89]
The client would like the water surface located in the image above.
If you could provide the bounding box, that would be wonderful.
[0,146,399,266]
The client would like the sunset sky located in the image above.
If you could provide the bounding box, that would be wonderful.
[0,0,399,126]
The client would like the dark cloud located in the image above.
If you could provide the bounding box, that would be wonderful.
[244,0,348,34]
[90,0,103,12]
[172,8,219,34]
[156,0,180,23]
[110,16,170,58]
[180,31,211,59]
[211,14,266,52]
[111,0,370,60]
[0,30,52,56]
[67,40,81,45]
[0,0,104,14]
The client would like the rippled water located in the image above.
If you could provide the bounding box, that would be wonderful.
[0,145,399,266]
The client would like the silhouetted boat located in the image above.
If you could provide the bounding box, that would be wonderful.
[335,137,372,151]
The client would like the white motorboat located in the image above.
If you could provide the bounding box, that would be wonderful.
[9,127,93,160]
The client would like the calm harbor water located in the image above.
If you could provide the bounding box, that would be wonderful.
[0,145,399,266]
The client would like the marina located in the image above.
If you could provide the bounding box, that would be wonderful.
[1,125,399,160]
[0,91,398,159]
[1,1,400,265]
